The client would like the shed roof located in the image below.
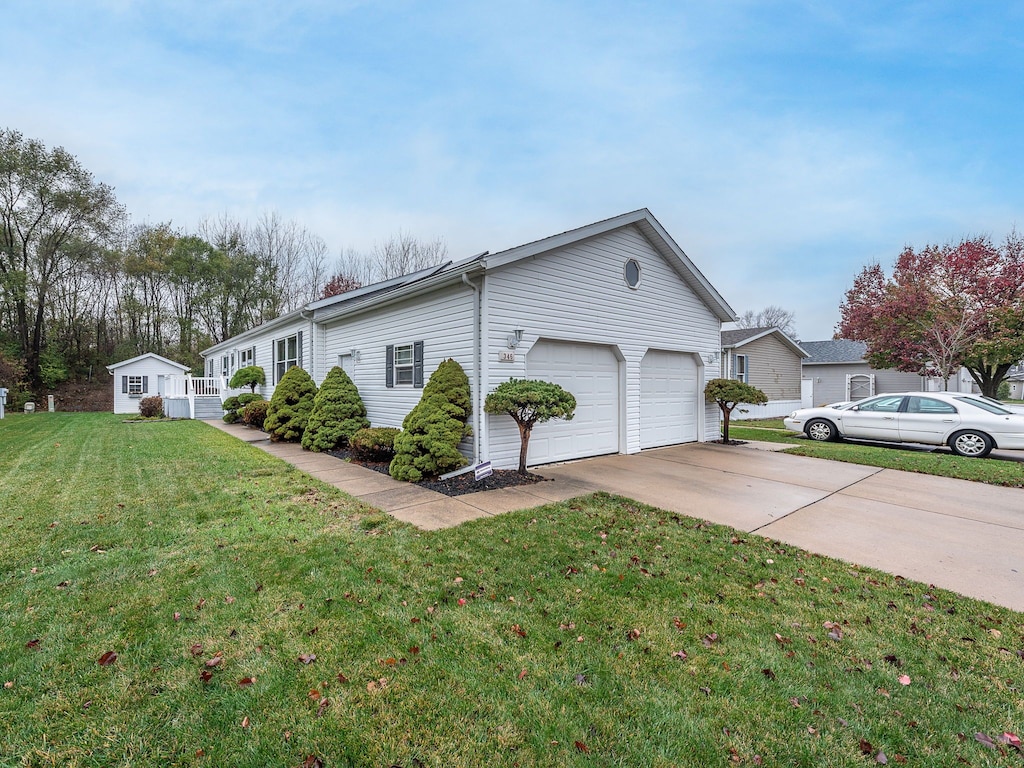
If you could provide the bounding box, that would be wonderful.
[106,353,191,374]
[721,327,808,358]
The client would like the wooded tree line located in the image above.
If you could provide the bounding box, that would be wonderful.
[0,128,446,396]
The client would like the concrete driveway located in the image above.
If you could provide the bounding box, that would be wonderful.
[542,443,1024,611]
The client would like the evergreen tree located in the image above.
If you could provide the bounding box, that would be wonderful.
[302,366,370,452]
[263,366,317,442]
[389,358,472,481]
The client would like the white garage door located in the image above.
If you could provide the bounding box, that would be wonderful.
[640,350,698,449]
[525,340,620,465]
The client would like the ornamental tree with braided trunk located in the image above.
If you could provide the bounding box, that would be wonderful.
[705,378,767,443]
[484,379,577,474]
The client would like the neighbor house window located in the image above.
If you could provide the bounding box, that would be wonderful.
[734,354,748,383]
[386,341,424,388]
[122,375,148,396]
[274,333,301,383]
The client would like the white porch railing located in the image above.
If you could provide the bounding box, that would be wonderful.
[164,376,228,418]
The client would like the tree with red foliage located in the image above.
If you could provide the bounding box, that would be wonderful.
[838,233,1024,397]
[319,272,362,299]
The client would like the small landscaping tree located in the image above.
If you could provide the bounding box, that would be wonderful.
[229,365,266,393]
[263,366,317,442]
[241,399,269,429]
[484,379,576,474]
[301,366,370,452]
[223,393,263,424]
[389,359,472,482]
[705,378,768,443]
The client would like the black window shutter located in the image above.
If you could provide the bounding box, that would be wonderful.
[297,331,304,369]
[413,341,424,388]
[385,345,394,388]
[142,376,149,394]
[272,341,277,384]
[122,376,128,394]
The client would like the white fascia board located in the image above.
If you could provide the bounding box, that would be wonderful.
[200,309,307,357]
[105,352,191,373]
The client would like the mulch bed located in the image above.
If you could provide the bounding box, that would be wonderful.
[327,448,546,497]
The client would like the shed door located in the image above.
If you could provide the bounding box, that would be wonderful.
[640,350,698,449]
[525,340,619,465]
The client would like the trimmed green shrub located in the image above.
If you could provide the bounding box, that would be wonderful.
[229,365,266,393]
[263,366,317,442]
[350,427,400,462]
[138,396,164,418]
[222,393,263,424]
[390,358,472,482]
[241,399,270,429]
[705,378,768,443]
[997,380,1011,400]
[301,366,370,452]
[484,379,576,473]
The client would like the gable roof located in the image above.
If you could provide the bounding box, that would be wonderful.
[800,339,868,364]
[106,352,191,373]
[721,326,808,358]
[202,209,735,355]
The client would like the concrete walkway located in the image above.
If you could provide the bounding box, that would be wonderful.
[205,420,591,530]
[205,421,1024,611]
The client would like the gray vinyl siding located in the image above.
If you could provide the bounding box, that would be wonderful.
[483,225,720,469]
[805,363,925,405]
[320,286,475,431]
[735,335,802,401]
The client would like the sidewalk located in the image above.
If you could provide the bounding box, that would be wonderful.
[204,420,590,530]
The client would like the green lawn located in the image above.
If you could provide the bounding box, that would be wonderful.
[729,425,1024,488]
[2,414,1023,767]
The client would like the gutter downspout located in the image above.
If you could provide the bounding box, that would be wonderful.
[462,273,483,464]
[300,309,316,382]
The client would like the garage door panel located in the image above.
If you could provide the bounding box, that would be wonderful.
[641,350,698,449]
[526,340,619,465]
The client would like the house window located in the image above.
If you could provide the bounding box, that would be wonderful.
[122,375,148,396]
[394,344,414,385]
[221,355,230,377]
[386,341,424,388]
[734,354,748,383]
[623,258,641,289]
[275,334,299,383]
[239,346,255,368]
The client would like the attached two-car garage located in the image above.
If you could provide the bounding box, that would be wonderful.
[524,340,701,466]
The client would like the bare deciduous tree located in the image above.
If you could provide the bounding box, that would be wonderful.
[736,305,797,338]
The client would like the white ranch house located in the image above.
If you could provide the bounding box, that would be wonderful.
[200,209,735,471]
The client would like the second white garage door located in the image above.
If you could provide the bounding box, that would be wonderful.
[640,350,698,449]
[525,340,620,465]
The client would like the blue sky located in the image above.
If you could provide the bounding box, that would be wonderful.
[6,1,1024,339]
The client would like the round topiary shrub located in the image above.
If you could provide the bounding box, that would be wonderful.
[301,366,370,452]
[241,399,270,429]
[350,427,400,462]
[229,365,266,393]
[263,366,318,442]
[389,358,472,482]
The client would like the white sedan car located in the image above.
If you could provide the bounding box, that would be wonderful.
[783,392,1024,458]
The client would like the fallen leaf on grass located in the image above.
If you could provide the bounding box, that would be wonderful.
[97,651,118,666]
[200,670,213,683]
[672,650,688,660]
[875,751,888,763]
[205,654,223,668]
[298,756,324,768]
[298,653,316,665]
[316,698,330,717]
[761,668,776,680]
[189,643,203,657]
[517,669,528,680]
[575,741,590,753]
[240,716,250,728]
[975,732,996,749]
[25,639,40,650]
[702,632,719,647]
[238,677,256,687]
[898,674,911,686]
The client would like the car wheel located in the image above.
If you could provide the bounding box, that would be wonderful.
[805,419,838,442]
[949,430,993,458]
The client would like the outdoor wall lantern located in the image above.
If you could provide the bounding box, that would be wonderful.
[507,328,525,349]
[704,351,720,364]
[350,348,361,363]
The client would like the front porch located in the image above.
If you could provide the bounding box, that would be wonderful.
[162,375,231,419]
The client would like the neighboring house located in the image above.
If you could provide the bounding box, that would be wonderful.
[799,340,977,405]
[201,209,735,471]
[720,327,808,419]
[1005,364,1024,399]
[106,353,191,415]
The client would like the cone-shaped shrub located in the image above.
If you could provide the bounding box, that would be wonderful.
[389,358,472,482]
[301,366,370,452]
[264,366,318,442]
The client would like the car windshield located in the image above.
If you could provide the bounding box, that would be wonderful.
[955,396,1012,415]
